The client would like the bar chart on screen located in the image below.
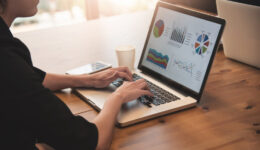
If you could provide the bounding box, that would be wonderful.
[168,23,192,48]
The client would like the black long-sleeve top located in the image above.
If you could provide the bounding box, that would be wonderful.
[0,17,98,150]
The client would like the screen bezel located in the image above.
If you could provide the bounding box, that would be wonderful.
[138,1,225,102]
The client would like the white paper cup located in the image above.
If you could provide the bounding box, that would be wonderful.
[116,46,135,71]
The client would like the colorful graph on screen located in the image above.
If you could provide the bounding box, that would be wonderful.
[195,34,209,55]
[153,20,164,38]
[146,48,169,69]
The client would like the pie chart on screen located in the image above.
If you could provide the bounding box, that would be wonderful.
[153,19,164,38]
[195,34,209,55]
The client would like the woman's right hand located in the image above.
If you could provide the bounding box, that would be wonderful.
[93,79,153,150]
[112,79,154,104]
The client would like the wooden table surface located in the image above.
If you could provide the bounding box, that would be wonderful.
[15,11,260,150]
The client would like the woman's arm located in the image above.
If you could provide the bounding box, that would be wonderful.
[93,79,153,150]
[43,67,153,150]
[42,73,88,91]
[93,94,122,150]
[42,67,133,91]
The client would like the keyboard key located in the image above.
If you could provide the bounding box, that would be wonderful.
[151,99,160,106]
[138,97,152,107]
[158,99,166,104]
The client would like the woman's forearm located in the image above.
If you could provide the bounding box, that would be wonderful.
[93,93,123,150]
[42,73,90,91]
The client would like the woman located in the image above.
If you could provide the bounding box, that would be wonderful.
[0,0,153,150]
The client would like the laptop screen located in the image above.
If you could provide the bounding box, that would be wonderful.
[140,6,222,93]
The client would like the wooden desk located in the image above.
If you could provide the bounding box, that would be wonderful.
[15,11,260,150]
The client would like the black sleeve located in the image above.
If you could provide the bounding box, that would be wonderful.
[0,49,98,150]
[33,66,46,82]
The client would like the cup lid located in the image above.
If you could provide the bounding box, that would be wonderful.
[116,45,135,51]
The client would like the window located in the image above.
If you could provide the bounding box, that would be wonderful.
[99,0,157,17]
[12,0,158,33]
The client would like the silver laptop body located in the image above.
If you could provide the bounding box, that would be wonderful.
[216,0,260,68]
[74,2,225,127]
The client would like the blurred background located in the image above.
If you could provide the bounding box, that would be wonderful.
[12,0,217,32]
[12,0,158,32]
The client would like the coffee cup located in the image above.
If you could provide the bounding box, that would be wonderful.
[115,45,135,71]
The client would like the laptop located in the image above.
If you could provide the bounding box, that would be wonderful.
[216,0,260,68]
[74,1,225,127]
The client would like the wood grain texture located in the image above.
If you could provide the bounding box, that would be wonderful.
[15,11,260,150]
[55,89,93,114]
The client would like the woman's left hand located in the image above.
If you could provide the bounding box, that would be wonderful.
[77,67,133,88]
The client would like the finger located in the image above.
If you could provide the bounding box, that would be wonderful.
[117,72,132,81]
[113,67,133,80]
[105,71,131,82]
[114,66,131,74]
[138,90,154,97]
[105,71,119,81]
[134,79,148,87]
[134,79,146,83]
[137,81,151,91]
[122,67,133,79]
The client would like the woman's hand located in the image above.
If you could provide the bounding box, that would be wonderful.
[111,79,154,104]
[78,67,133,88]
[93,79,153,150]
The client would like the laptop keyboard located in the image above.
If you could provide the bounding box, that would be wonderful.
[112,73,180,107]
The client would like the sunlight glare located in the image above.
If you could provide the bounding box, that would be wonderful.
[110,0,138,7]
